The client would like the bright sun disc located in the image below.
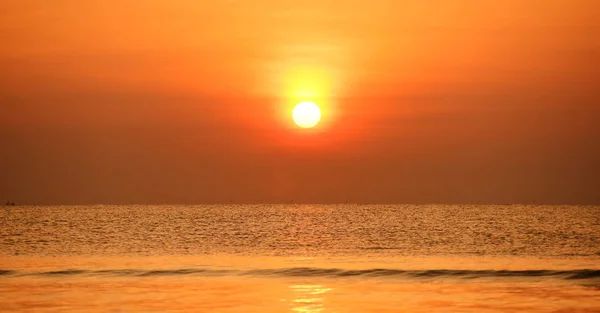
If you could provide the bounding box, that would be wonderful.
[292,101,321,128]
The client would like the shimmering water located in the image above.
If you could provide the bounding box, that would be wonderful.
[1,205,599,312]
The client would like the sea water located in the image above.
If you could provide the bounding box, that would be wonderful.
[1,204,599,312]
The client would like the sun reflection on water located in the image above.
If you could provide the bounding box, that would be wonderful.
[288,284,332,313]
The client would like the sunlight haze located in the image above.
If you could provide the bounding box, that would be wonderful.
[1,0,599,204]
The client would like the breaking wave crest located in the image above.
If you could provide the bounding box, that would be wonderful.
[1,267,599,280]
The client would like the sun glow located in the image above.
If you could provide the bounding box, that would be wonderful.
[270,60,344,131]
[292,102,321,128]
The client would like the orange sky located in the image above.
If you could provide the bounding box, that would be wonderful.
[1,1,599,204]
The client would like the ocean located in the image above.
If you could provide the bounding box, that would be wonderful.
[1,204,599,312]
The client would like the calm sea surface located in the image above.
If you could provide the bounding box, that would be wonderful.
[1,205,599,312]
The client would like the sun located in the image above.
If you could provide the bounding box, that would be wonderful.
[292,101,321,128]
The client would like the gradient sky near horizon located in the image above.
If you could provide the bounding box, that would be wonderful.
[1,1,599,204]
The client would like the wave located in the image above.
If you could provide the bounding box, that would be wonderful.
[1,267,599,280]
[246,268,600,280]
